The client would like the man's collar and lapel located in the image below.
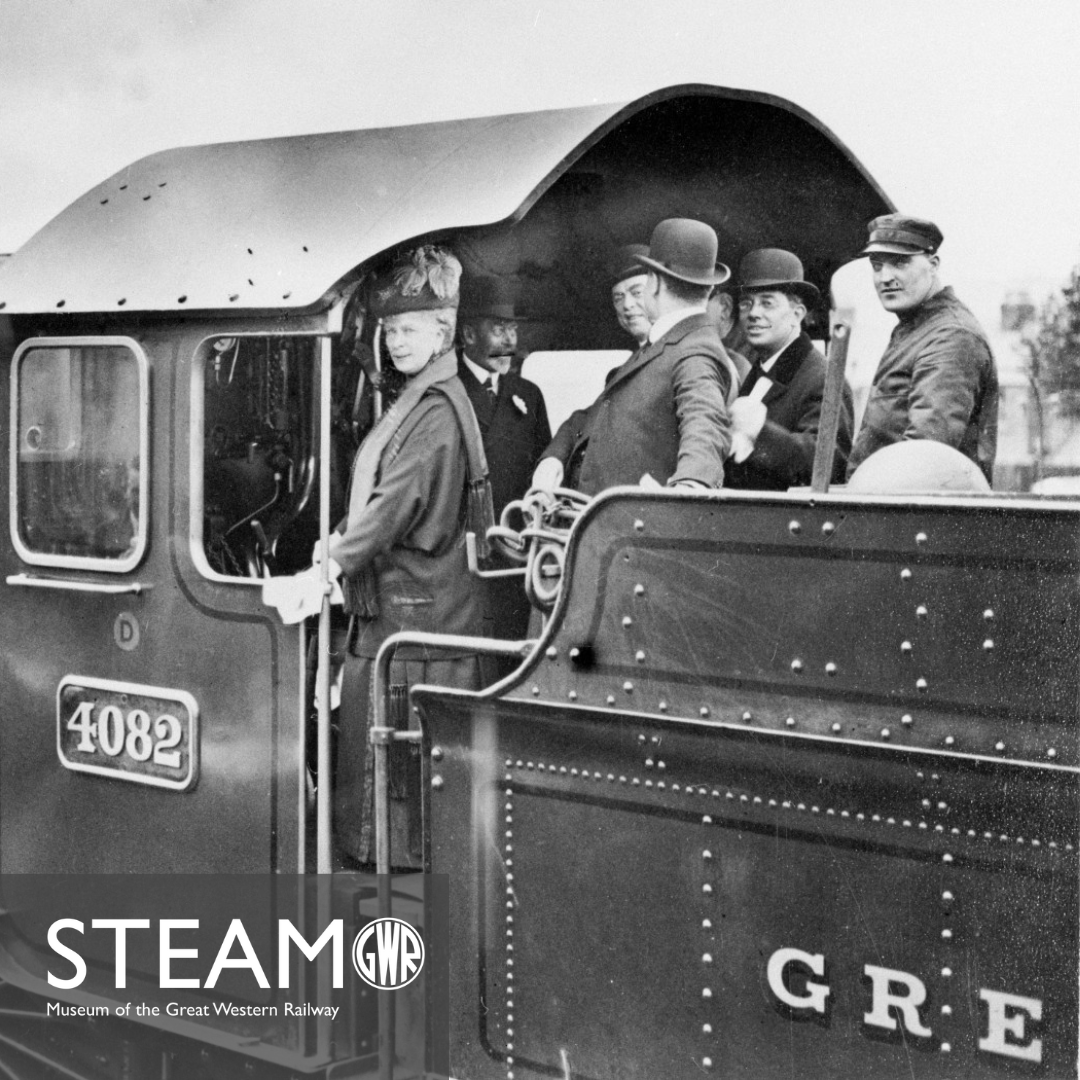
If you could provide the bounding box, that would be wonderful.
[741,332,813,402]
[457,351,498,427]
[605,310,712,396]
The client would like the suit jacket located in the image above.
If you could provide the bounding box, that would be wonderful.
[548,312,733,496]
[458,355,551,642]
[726,332,854,490]
[457,355,551,515]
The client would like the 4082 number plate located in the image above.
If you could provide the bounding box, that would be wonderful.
[57,676,199,791]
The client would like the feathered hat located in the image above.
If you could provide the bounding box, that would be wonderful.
[369,244,462,318]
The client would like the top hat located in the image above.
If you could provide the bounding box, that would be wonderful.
[458,275,524,322]
[636,219,731,287]
[369,244,461,318]
[860,214,944,256]
[609,244,650,286]
[737,248,820,306]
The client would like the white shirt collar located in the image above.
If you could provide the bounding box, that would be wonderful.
[462,351,497,392]
[647,305,706,345]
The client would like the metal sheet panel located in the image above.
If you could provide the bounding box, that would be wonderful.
[422,695,1076,1079]
[416,490,1080,1078]
[0,85,890,316]
[0,104,615,315]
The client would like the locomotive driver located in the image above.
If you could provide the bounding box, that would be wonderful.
[847,214,998,482]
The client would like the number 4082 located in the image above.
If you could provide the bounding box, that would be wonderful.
[67,702,183,768]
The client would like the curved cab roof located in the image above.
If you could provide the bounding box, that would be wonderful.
[0,84,891,316]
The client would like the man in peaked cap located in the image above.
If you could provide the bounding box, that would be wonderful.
[847,214,998,483]
[457,275,551,645]
[533,219,738,495]
[726,248,853,490]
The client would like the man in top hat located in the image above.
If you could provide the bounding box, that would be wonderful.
[726,248,853,490]
[457,275,551,643]
[533,218,738,495]
[847,214,998,482]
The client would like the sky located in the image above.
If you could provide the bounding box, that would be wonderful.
[1,0,1078,375]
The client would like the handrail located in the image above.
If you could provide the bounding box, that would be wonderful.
[810,321,851,493]
[370,630,536,1080]
[5,574,148,595]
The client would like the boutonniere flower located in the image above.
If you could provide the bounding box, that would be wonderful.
[512,395,528,415]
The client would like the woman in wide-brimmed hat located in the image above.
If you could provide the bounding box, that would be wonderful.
[325,244,494,867]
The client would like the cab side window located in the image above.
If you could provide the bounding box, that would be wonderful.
[12,338,148,570]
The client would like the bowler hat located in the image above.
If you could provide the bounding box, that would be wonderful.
[737,248,820,306]
[610,244,650,286]
[458,275,523,321]
[861,214,944,256]
[636,219,731,287]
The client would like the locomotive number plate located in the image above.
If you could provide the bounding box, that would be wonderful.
[57,676,199,791]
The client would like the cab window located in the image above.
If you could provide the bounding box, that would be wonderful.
[11,338,148,570]
[194,335,328,581]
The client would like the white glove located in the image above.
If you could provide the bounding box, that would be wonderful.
[263,564,344,624]
[638,472,663,490]
[728,398,768,463]
[531,457,565,493]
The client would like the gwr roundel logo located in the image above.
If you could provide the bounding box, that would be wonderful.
[352,918,425,989]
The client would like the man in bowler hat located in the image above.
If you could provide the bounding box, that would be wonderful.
[533,218,738,495]
[610,244,654,347]
[536,246,656,491]
[847,214,998,482]
[726,248,853,489]
[457,275,551,641]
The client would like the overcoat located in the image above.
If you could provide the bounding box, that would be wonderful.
[546,312,733,495]
[726,332,853,490]
[328,377,487,865]
[847,287,998,481]
[329,387,484,657]
[457,356,551,641]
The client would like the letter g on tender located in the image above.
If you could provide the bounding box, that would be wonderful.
[766,948,830,1014]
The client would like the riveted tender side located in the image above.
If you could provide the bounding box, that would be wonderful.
[417,488,1079,1080]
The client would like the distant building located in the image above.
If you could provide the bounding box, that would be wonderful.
[993,288,1080,491]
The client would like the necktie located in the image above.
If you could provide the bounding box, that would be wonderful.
[741,362,764,397]
[486,378,498,398]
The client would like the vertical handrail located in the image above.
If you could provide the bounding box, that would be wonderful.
[371,631,536,1080]
[373,322,383,421]
[316,336,333,874]
[810,321,851,494]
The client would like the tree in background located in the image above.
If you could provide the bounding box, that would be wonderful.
[1018,262,1080,479]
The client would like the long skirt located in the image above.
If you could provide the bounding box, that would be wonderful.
[334,653,489,868]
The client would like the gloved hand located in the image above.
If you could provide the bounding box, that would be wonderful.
[728,398,768,463]
[262,566,344,625]
[531,457,565,496]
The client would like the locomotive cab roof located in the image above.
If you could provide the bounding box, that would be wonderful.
[0,83,891,327]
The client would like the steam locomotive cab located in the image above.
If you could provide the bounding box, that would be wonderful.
[0,83,1074,1079]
